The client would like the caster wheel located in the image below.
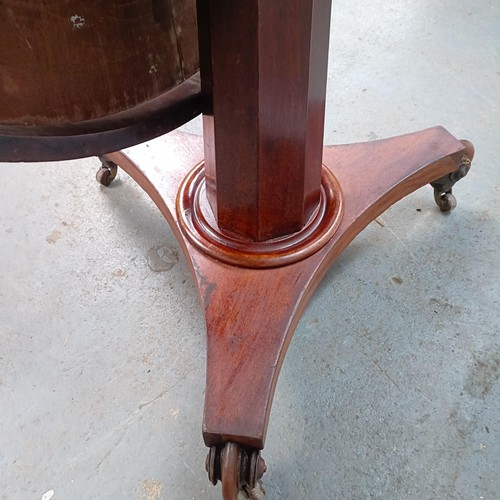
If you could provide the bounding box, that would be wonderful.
[221,442,240,500]
[430,149,471,213]
[434,190,457,212]
[206,443,267,499]
[96,157,118,186]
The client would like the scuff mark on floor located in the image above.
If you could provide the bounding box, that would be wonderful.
[138,478,164,500]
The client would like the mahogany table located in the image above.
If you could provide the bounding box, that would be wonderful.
[0,1,473,498]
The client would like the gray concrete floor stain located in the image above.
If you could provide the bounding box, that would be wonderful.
[1,0,499,499]
[146,246,179,273]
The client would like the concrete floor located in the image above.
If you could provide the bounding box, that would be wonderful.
[1,0,499,498]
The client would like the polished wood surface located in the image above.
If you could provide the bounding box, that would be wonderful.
[197,0,332,241]
[106,127,473,452]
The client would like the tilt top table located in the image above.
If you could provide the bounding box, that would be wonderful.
[0,1,473,498]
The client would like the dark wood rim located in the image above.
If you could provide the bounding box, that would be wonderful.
[0,73,201,162]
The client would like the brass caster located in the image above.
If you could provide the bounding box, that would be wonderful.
[221,442,240,500]
[96,156,118,186]
[430,148,472,212]
[433,190,457,212]
[206,443,267,500]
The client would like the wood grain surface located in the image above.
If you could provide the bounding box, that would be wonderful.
[0,0,199,125]
[197,0,332,241]
[107,126,472,450]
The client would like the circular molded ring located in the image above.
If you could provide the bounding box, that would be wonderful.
[177,162,343,268]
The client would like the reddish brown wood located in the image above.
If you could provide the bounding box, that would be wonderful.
[176,161,344,268]
[196,0,332,241]
[106,126,473,453]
